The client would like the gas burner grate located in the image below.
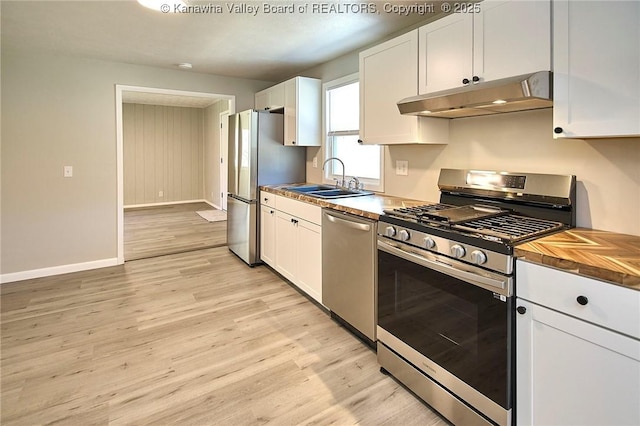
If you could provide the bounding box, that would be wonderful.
[395,203,453,215]
[457,215,564,242]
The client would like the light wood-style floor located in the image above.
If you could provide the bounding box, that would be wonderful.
[1,246,448,425]
[124,202,227,261]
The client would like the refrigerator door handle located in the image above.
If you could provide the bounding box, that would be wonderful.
[231,112,240,196]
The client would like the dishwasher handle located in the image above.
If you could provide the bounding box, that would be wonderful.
[324,212,371,232]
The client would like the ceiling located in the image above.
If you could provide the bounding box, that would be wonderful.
[1,0,447,83]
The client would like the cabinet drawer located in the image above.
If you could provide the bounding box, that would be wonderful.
[260,191,276,208]
[516,260,640,339]
[275,195,321,225]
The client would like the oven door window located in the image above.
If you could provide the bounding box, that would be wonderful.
[378,249,512,409]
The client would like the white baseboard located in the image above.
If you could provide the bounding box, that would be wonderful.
[124,199,210,210]
[124,199,224,211]
[0,258,120,284]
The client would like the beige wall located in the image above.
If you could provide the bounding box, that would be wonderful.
[1,49,272,276]
[123,104,204,206]
[301,52,640,237]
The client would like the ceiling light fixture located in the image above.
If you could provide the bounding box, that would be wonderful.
[137,0,187,12]
[177,63,193,70]
[492,99,507,104]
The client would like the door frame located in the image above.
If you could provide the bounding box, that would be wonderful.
[115,84,235,264]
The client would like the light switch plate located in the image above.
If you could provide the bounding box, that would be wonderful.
[63,166,73,178]
[396,160,408,176]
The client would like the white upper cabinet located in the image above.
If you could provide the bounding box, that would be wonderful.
[255,76,321,146]
[359,30,449,145]
[255,82,285,111]
[419,13,473,94]
[553,0,640,138]
[284,77,321,146]
[418,0,551,94]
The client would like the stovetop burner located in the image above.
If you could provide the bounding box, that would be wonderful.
[383,203,564,245]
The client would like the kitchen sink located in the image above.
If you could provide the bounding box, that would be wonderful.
[286,185,335,193]
[285,185,373,199]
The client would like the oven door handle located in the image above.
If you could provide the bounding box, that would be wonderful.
[378,239,511,296]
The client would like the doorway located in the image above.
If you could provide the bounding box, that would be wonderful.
[115,85,235,263]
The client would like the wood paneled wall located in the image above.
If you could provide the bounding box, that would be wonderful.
[123,104,204,206]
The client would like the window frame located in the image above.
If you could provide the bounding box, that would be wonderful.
[321,73,384,192]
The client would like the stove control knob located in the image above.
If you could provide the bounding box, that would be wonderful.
[385,226,397,238]
[450,244,466,259]
[424,237,436,249]
[398,229,410,241]
[471,250,488,265]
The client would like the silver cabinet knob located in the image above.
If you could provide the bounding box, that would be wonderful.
[398,229,410,241]
[424,237,436,249]
[470,250,487,265]
[450,244,466,259]
[385,226,397,238]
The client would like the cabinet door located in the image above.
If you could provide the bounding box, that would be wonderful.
[553,0,640,138]
[255,89,269,110]
[255,83,285,111]
[473,0,550,84]
[269,82,285,110]
[418,13,472,94]
[295,220,322,303]
[259,205,276,266]
[274,210,297,282]
[516,299,640,426]
[283,77,321,146]
[284,78,298,146]
[359,31,420,145]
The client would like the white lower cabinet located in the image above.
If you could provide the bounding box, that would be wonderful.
[259,205,276,266]
[274,210,299,283]
[516,261,640,425]
[259,192,322,304]
[286,216,322,303]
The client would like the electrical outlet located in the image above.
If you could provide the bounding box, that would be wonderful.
[63,166,73,178]
[396,160,408,176]
[313,156,318,168]
[158,190,164,197]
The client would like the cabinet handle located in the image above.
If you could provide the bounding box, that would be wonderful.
[576,295,589,306]
[472,75,480,83]
[516,306,527,315]
[270,210,274,214]
[264,197,269,201]
[291,141,296,145]
[554,127,563,134]
[462,78,470,85]
[357,139,363,144]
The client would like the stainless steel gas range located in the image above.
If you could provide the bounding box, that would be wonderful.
[376,169,576,426]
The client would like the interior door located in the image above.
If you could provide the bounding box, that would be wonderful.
[220,111,229,210]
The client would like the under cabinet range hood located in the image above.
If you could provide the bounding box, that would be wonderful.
[397,71,553,119]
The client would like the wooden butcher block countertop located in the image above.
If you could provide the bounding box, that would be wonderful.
[515,228,640,291]
[261,184,428,220]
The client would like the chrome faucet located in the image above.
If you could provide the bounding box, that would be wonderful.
[322,157,345,187]
[348,176,363,191]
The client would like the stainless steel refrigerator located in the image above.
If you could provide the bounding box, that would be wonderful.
[227,110,306,265]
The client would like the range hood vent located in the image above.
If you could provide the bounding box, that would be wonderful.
[397,71,552,119]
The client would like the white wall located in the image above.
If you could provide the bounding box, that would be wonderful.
[0,50,272,278]
[301,53,640,236]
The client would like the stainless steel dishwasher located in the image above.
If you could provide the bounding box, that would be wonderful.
[322,209,377,344]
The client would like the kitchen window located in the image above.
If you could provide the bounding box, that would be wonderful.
[323,73,384,192]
